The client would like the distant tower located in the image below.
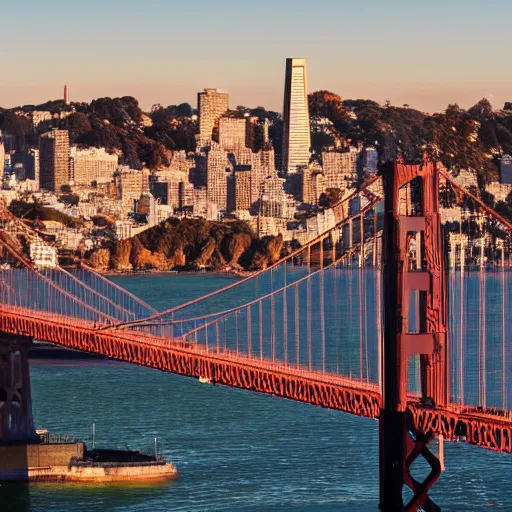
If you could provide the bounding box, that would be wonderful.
[64,85,68,105]
[282,58,311,174]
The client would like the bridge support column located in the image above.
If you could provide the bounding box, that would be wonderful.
[0,334,38,443]
[380,160,445,512]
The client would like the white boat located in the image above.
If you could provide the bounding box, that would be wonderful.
[198,376,212,384]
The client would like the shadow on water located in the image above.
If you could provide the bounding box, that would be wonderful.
[0,483,32,512]
[1,480,175,512]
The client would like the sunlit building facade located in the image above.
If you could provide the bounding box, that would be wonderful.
[282,58,311,174]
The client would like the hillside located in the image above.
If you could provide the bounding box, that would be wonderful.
[86,218,285,272]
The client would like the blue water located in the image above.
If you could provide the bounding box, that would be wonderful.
[2,273,512,511]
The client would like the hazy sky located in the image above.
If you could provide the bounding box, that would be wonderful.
[2,0,510,113]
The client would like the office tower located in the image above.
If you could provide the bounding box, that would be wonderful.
[282,58,311,174]
[39,129,70,192]
[218,117,247,151]
[198,88,229,144]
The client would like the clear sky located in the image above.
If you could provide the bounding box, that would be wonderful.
[2,0,510,113]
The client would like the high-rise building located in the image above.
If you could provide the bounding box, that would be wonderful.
[39,129,70,192]
[198,88,229,144]
[282,58,311,174]
[218,117,247,151]
[232,166,252,211]
[206,146,230,210]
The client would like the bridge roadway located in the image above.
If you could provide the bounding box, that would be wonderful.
[1,304,511,454]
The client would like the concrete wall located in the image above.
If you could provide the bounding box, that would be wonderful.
[0,443,85,471]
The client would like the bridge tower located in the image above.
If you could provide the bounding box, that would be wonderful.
[379,160,447,511]
[0,335,38,443]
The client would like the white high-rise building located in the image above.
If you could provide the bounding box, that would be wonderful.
[282,58,311,174]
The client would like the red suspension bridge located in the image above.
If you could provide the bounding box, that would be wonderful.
[1,160,512,510]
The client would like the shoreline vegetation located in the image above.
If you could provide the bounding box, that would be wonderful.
[102,268,252,278]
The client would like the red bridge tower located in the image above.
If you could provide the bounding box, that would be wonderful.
[380,160,448,511]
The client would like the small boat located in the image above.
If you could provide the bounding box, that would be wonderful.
[198,376,212,384]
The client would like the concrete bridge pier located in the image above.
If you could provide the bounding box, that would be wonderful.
[0,334,38,443]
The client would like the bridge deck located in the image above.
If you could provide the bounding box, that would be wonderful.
[2,304,511,454]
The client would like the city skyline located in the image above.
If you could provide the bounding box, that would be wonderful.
[2,0,511,113]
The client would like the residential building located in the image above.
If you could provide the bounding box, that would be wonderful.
[322,148,359,193]
[116,167,149,216]
[31,111,53,131]
[218,117,247,151]
[39,129,70,192]
[198,88,229,145]
[206,146,230,210]
[179,181,195,209]
[233,166,252,211]
[301,163,324,204]
[70,147,119,185]
[260,176,286,217]
[282,58,311,174]
[11,149,39,183]
[151,181,179,208]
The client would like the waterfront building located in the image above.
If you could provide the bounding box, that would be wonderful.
[39,129,70,192]
[198,88,229,145]
[282,58,311,174]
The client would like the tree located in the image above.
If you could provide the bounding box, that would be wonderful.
[66,112,91,141]
[1,112,32,136]
[319,188,343,207]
